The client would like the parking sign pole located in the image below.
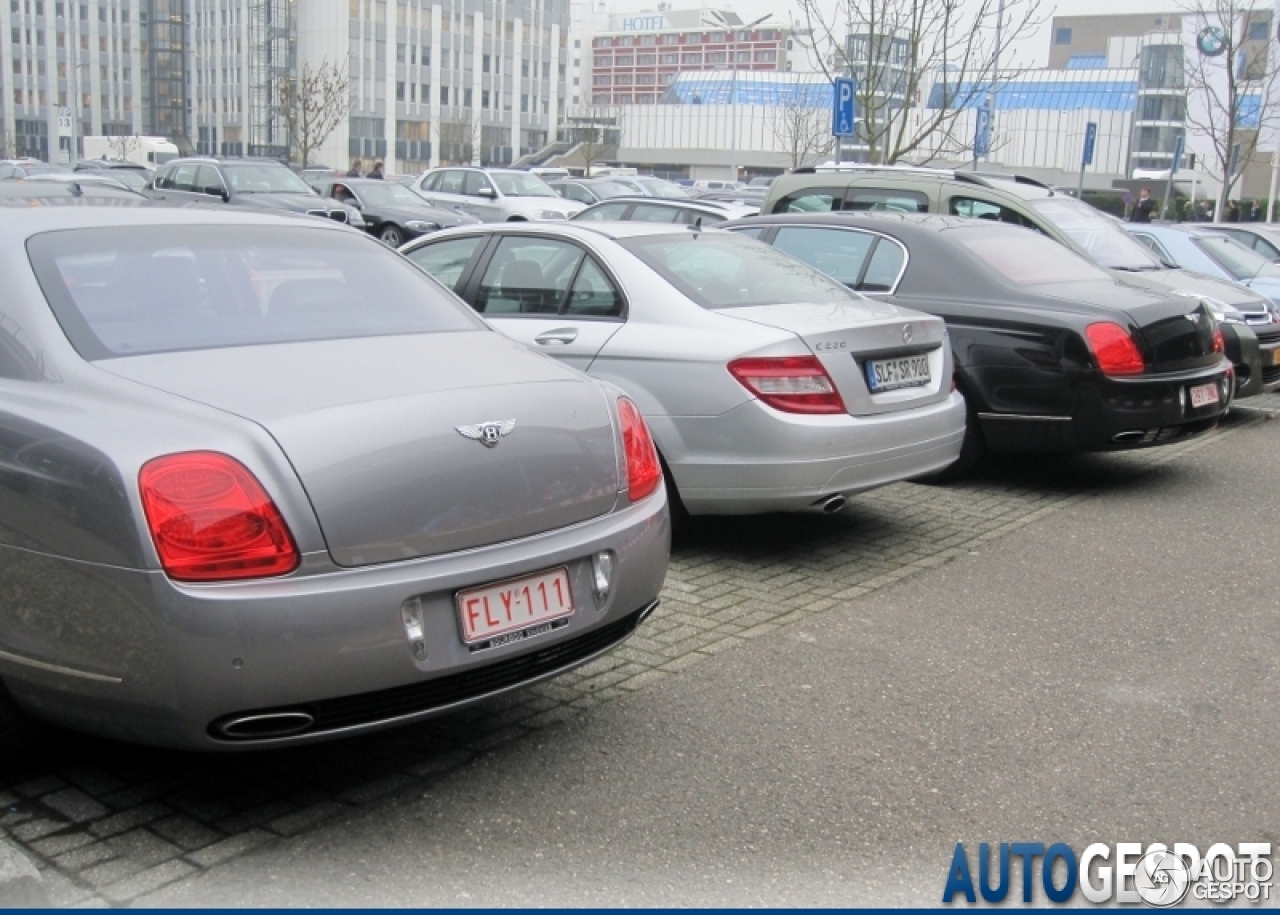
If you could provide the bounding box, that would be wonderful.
[1077,121,1097,201]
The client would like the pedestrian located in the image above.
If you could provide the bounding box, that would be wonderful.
[1227,200,1240,223]
[1130,187,1156,223]
[1197,199,1213,222]
[346,157,363,178]
[367,160,385,179]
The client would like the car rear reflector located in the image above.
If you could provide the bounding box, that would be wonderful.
[728,355,847,414]
[617,397,662,502]
[139,452,300,581]
[1084,322,1145,376]
[1213,328,1225,354]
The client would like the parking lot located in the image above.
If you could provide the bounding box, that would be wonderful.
[0,398,1274,906]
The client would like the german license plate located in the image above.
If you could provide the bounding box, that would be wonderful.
[1189,382,1220,409]
[456,567,574,645]
[866,355,931,392]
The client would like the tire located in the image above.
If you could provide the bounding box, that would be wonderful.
[657,452,689,534]
[916,389,986,485]
[0,681,57,777]
[379,225,404,246]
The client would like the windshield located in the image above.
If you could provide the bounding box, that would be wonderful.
[1029,196,1163,271]
[636,177,691,198]
[354,182,426,207]
[222,163,315,195]
[108,171,150,191]
[1194,234,1279,281]
[619,231,857,309]
[28,226,483,359]
[491,172,558,198]
[954,226,1113,287]
[588,181,633,199]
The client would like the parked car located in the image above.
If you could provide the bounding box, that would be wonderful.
[321,177,480,245]
[602,176,694,199]
[70,160,152,192]
[723,213,1234,476]
[410,167,583,221]
[1197,223,1280,262]
[145,156,365,227]
[399,222,966,519]
[0,203,668,757]
[0,160,70,180]
[759,165,1273,398]
[547,178,636,206]
[1125,224,1280,392]
[692,179,742,192]
[299,166,345,193]
[573,196,758,224]
[22,172,148,195]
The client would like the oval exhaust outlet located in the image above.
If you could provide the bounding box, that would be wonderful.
[822,495,847,514]
[215,711,315,740]
[1111,431,1146,444]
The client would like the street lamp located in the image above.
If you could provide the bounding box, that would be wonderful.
[56,13,82,164]
[702,11,771,183]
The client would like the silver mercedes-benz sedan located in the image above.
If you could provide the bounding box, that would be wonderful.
[0,203,668,754]
[400,223,966,518]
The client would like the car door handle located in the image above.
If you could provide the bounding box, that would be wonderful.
[535,329,578,345]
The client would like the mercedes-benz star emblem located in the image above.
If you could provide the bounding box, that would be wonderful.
[902,324,914,344]
[456,420,516,448]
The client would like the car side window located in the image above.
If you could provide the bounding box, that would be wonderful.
[1248,235,1280,258]
[463,172,492,197]
[195,165,226,197]
[437,170,465,195]
[420,171,442,192]
[560,184,590,204]
[564,257,624,318]
[404,236,485,291]
[153,167,174,190]
[861,238,907,292]
[844,189,929,214]
[772,226,875,288]
[577,202,630,221]
[631,203,680,223]
[773,187,844,214]
[677,209,724,225]
[474,237,585,314]
[729,227,764,239]
[1129,232,1172,262]
[171,163,199,193]
[949,196,1035,228]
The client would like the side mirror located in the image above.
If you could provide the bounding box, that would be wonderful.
[475,186,497,199]
[204,186,228,201]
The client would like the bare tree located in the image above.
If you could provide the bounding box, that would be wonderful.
[1180,0,1280,220]
[563,108,616,175]
[108,134,141,162]
[795,0,1045,164]
[278,59,350,168]
[438,115,474,165]
[770,100,835,169]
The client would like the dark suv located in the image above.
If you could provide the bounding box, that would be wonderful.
[762,165,1277,397]
[145,156,363,227]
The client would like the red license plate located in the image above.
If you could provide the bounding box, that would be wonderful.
[456,567,574,645]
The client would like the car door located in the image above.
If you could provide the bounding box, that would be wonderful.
[462,171,503,221]
[459,234,625,371]
[418,169,468,213]
[194,164,228,202]
[402,235,488,294]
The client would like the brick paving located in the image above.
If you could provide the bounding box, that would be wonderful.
[1,403,1274,906]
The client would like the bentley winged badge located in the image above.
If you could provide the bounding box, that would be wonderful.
[455,420,517,448]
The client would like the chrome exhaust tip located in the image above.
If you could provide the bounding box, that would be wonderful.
[215,711,315,740]
[821,495,848,514]
[1111,430,1146,444]
[636,599,661,626]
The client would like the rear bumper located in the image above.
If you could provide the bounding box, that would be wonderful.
[666,391,967,514]
[979,361,1232,453]
[2,492,669,750]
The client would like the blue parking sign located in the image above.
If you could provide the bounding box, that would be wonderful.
[832,78,856,138]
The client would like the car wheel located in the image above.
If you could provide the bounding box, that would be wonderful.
[916,387,985,485]
[379,225,404,246]
[657,452,689,534]
[0,681,57,776]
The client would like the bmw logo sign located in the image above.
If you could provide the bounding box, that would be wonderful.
[1197,25,1227,57]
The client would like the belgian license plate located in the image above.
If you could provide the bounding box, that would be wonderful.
[456,567,574,645]
[866,355,931,392]
[1189,382,1220,409]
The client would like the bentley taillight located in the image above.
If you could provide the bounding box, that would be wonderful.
[1084,322,1145,376]
[139,452,300,581]
[617,397,661,502]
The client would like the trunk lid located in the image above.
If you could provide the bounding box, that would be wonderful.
[1114,293,1220,373]
[726,301,952,416]
[100,332,621,567]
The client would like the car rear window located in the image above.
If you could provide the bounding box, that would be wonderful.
[953,227,1112,287]
[618,231,855,309]
[28,225,484,360]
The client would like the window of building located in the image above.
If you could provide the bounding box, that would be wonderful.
[482,53,490,72]
[615,73,632,85]
[1055,27,1072,45]
[481,89,490,107]
[396,81,405,101]
[754,49,775,62]
[593,74,611,85]
[663,34,678,44]
[616,54,633,65]
[638,53,656,64]
[681,52,702,64]
[660,53,678,64]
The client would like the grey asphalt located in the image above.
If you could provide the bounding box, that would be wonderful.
[142,418,1280,907]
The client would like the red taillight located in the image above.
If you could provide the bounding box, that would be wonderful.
[727,356,847,414]
[1213,328,1225,354]
[1084,322,1145,376]
[139,452,300,582]
[617,397,661,502]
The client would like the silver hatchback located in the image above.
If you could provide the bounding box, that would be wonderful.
[401,223,966,517]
